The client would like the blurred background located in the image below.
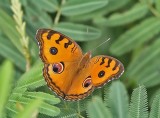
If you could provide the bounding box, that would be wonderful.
[0,0,160,118]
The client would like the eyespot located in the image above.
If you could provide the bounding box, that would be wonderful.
[98,70,105,78]
[83,77,92,88]
[50,47,58,55]
[52,62,64,74]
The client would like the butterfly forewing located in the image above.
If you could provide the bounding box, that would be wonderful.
[36,29,83,63]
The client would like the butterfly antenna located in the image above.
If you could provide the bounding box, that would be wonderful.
[91,38,111,53]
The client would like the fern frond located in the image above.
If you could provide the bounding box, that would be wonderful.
[149,94,160,118]
[129,85,148,118]
[87,97,112,118]
[15,61,44,90]
[104,83,111,107]
[23,92,60,105]
[5,61,60,117]
[55,109,78,118]
[110,17,160,56]
[92,89,103,97]
[109,81,129,118]
[93,3,148,27]
[14,99,42,118]
[127,38,160,87]
[61,0,108,16]
[8,96,60,117]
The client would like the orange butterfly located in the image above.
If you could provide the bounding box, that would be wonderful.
[36,29,124,101]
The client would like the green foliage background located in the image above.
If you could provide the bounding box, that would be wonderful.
[0,0,160,118]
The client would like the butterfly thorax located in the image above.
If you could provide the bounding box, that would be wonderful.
[77,51,91,71]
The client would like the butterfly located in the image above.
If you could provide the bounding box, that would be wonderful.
[36,29,124,101]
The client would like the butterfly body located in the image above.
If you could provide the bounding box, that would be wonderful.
[36,29,124,101]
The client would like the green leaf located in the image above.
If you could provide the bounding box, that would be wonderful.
[0,60,14,116]
[30,0,59,12]
[149,89,160,107]
[104,84,111,107]
[137,60,160,87]
[6,102,18,117]
[104,0,130,14]
[87,97,112,118]
[155,0,160,12]
[54,22,101,41]
[6,88,34,117]
[55,109,78,118]
[0,0,10,9]
[15,99,42,118]
[25,6,52,28]
[110,17,160,56]
[0,9,22,53]
[82,27,112,54]
[127,38,160,87]
[16,61,45,90]
[24,92,60,105]
[62,0,108,16]
[56,99,89,117]
[9,88,27,102]
[0,35,25,70]
[149,94,160,118]
[93,3,149,27]
[68,0,129,21]
[109,81,129,118]
[129,85,148,118]
[9,97,60,117]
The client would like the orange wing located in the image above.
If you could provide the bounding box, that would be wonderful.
[36,29,86,101]
[43,61,94,101]
[89,56,124,87]
[65,55,124,101]
[36,29,124,101]
[36,29,83,63]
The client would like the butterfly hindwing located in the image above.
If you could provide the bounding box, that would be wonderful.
[89,56,124,87]
[43,61,94,101]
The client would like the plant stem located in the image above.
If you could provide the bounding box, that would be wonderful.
[77,101,80,114]
[77,114,85,118]
[24,47,31,71]
[147,0,160,18]
[54,0,66,24]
